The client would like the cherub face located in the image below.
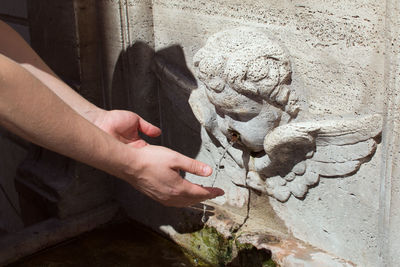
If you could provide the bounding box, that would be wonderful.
[193,27,295,152]
[196,56,284,152]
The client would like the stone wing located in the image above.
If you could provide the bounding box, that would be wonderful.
[259,114,382,202]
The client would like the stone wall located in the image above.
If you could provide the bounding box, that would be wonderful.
[109,1,399,266]
[1,1,399,266]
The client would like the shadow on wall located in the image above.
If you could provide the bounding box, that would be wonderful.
[112,42,207,233]
[110,41,201,159]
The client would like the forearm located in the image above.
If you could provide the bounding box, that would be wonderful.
[0,20,103,123]
[0,54,131,178]
[21,64,103,122]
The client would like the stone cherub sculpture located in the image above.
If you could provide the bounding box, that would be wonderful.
[189,27,382,202]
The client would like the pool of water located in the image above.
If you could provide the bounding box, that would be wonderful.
[8,220,211,267]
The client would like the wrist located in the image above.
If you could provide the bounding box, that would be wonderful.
[84,107,106,125]
[114,143,144,182]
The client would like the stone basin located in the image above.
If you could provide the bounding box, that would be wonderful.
[6,220,277,267]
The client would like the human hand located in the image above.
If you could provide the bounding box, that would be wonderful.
[122,145,225,207]
[93,110,224,207]
[93,110,161,147]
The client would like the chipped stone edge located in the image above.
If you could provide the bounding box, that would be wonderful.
[236,232,356,267]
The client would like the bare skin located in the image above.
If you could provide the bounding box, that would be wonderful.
[0,20,224,207]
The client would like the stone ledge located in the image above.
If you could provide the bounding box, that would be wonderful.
[0,201,118,266]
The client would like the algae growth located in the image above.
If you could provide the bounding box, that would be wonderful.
[187,226,233,266]
[182,226,277,267]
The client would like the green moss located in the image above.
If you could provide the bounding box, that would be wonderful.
[235,241,254,251]
[187,226,233,266]
[182,226,278,267]
[181,250,213,267]
[263,259,277,267]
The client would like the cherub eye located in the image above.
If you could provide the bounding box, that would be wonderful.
[247,57,282,84]
[246,57,271,82]
[198,55,225,76]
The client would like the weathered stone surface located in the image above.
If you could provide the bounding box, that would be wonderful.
[16,148,114,223]
[147,1,391,266]
[379,1,400,267]
[236,233,356,267]
[2,1,397,267]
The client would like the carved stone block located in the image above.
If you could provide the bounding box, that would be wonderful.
[189,27,382,202]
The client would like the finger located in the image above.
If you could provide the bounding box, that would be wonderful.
[202,186,225,197]
[138,117,162,137]
[173,153,213,177]
[165,181,225,207]
[180,180,225,200]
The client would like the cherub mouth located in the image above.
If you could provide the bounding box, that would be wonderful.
[227,129,240,144]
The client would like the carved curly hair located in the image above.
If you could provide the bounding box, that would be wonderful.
[193,27,299,117]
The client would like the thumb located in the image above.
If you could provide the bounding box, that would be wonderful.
[138,117,162,137]
[173,153,213,177]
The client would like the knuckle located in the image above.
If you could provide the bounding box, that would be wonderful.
[168,187,181,197]
[159,186,182,206]
[190,160,200,174]
[169,151,180,163]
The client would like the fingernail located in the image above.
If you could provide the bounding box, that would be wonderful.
[203,166,212,175]
[212,191,224,199]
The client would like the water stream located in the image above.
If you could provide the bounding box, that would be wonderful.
[202,141,235,223]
